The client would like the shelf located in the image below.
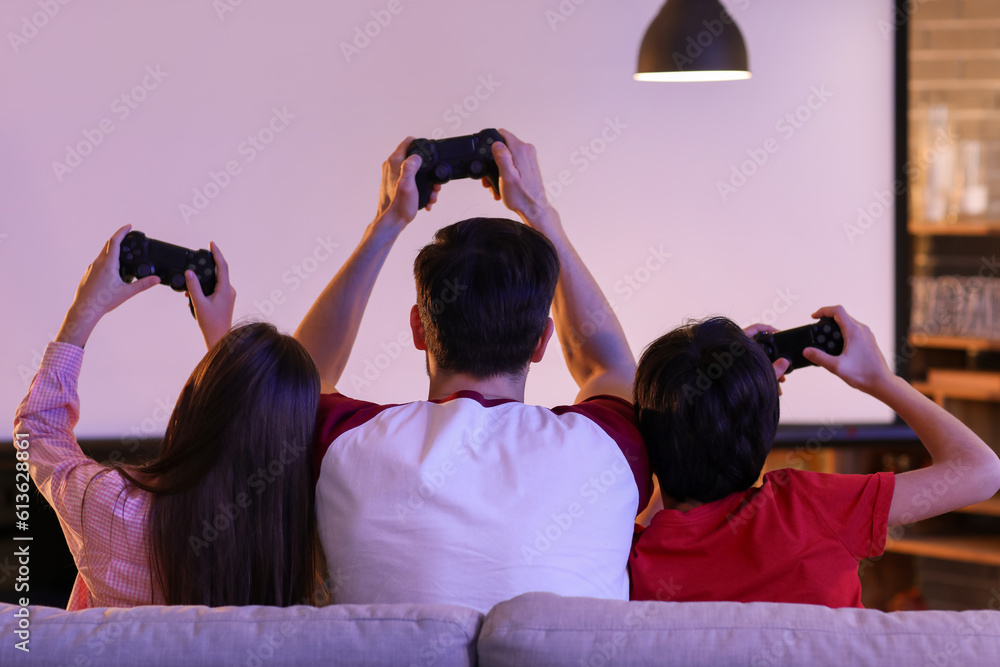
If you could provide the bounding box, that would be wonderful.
[909,220,1000,236]
[909,334,1000,353]
[885,535,1000,566]
[913,370,1000,402]
[953,495,1000,517]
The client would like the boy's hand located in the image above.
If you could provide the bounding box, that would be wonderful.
[802,305,894,394]
[185,241,236,350]
[376,137,439,223]
[743,323,790,392]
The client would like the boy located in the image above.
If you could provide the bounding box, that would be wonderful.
[629,306,1000,607]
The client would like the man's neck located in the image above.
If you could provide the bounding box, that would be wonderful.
[427,370,528,403]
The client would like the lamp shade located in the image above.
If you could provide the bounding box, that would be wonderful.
[635,0,750,82]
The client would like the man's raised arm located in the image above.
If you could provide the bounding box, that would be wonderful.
[490,129,635,402]
[294,139,432,392]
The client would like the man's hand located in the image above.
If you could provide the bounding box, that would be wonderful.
[377,137,439,223]
[55,225,160,348]
[185,242,236,349]
[743,323,790,392]
[488,129,553,225]
[802,305,894,394]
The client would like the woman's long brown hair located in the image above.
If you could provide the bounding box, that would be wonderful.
[116,322,321,606]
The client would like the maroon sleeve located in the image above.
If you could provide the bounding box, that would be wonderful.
[553,395,652,515]
[792,470,896,561]
[313,393,398,481]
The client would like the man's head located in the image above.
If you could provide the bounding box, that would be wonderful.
[633,317,780,504]
[412,218,560,379]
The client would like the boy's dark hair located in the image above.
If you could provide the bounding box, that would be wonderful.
[413,218,560,379]
[633,317,780,504]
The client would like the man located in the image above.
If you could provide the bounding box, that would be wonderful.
[295,130,651,612]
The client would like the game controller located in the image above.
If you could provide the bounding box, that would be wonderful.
[752,317,844,373]
[406,129,504,210]
[119,231,216,316]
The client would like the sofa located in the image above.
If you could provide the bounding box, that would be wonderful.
[2,593,999,666]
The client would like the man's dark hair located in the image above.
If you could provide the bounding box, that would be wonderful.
[413,217,560,379]
[633,317,779,504]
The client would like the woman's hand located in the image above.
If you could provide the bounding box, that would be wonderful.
[186,242,236,349]
[55,225,160,348]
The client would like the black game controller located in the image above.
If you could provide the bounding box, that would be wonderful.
[752,317,844,373]
[406,129,504,210]
[119,231,216,317]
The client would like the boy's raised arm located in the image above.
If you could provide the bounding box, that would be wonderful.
[804,305,1000,526]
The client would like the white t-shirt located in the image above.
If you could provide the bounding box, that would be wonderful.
[314,390,651,613]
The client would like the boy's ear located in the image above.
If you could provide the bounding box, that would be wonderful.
[530,317,555,364]
[410,305,427,351]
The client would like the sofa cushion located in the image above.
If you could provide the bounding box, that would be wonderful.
[478,592,1000,666]
[0,602,482,667]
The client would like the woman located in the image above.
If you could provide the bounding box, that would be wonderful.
[14,226,321,608]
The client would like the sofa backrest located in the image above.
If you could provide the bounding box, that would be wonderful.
[477,592,1000,667]
[0,602,483,667]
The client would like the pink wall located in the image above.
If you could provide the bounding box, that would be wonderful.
[1,0,896,438]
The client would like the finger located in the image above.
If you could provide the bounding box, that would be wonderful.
[104,225,133,259]
[810,305,847,322]
[126,274,160,297]
[184,269,207,304]
[389,136,415,167]
[496,128,523,151]
[492,141,517,179]
[427,188,439,208]
[743,323,776,337]
[210,242,230,289]
[802,346,838,372]
[772,357,791,379]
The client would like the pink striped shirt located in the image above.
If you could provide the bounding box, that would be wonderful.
[13,342,163,609]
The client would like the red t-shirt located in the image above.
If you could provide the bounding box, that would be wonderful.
[629,468,895,608]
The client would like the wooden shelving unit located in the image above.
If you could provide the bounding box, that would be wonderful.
[909,220,1000,236]
[908,336,1000,354]
[886,535,1000,567]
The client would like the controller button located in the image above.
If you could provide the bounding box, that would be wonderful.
[137,264,151,278]
[198,257,207,265]
[433,163,452,182]
[833,331,842,339]
[817,335,826,343]
[124,252,134,261]
[204,267,214,276]
[485,136,495,145]
[827,341,836,350]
